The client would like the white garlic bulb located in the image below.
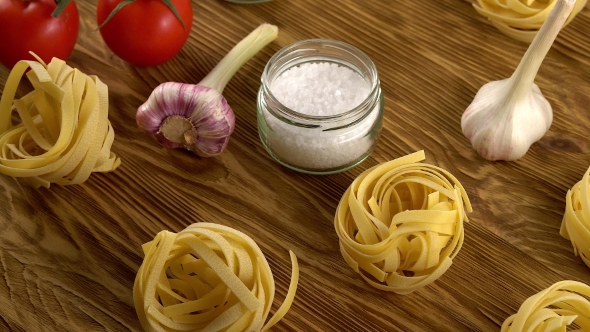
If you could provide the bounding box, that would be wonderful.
[461,0,575,161]
[462,79,552,161]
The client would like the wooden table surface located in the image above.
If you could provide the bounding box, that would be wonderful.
[1,0,590,331]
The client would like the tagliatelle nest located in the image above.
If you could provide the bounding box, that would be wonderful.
[334,151,472,294]
[0,55,120,187]
[560,166,590,268]
[501,280,590,331]
[134,223,299,332]
[473,0,587,43]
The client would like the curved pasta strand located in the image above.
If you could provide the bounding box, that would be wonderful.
[0,55,120,187]
[474,0,587,42]
[506,0,547,15]
[134,223,299,332]
[476,1,557,26]
[491,20,539,42]
[560,166,590,268]
[334,150,472,294]
[501,280,590,331]
[487,0,511,10]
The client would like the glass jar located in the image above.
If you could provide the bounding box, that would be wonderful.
[257,39,384,175]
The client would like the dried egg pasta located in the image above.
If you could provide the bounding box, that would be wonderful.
[501,280,590,331]
[560,166,590,268]
[474,0,587,42]
[334,151,472,294]
[0,55,120,187]
[134,223,299,332]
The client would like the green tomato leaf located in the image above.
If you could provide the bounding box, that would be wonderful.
[95,0,187,32]
[161,0,187,31]
[96,0,137,31]
[52,0,73,18]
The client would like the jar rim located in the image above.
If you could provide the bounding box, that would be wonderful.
[261,38,381,123]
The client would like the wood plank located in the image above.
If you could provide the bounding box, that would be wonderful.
[1,0,590,330]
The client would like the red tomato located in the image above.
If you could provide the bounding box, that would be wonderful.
[0,0,79,69]
[97,0,193,67]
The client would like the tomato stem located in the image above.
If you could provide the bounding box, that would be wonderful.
[52,0,73,18]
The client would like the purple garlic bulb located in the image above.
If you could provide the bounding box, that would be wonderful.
[135,23,278,158]
[136,82,235,157]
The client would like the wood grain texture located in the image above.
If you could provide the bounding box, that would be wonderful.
[1,0,590,331]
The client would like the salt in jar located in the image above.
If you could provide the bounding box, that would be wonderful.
[257,39,384,174]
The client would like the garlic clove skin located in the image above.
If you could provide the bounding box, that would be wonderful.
[136,82,236,157]
[461,79,552,161]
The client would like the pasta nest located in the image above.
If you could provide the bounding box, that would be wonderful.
[561,166,590,268]
[501,280,590,331]
[134,223,299,332]
[473,0,587,43]
[0,55,120,187]
[334,151,472,294]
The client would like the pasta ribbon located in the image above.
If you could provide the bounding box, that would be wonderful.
[473,0,587,42]
[134,223,299,332]
[560,166,590,268]
[501,280,590,331]
[334,150,472,294]
[0,55,120,188]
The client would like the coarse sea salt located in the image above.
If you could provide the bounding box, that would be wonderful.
[271,62,370,116]
[262,62,381,171]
